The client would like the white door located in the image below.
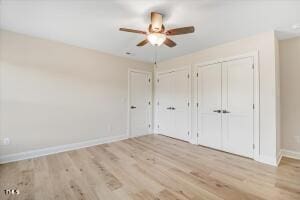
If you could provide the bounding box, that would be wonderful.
[172,69,191,141]
[222,57,254,158]
[129,71,152,137]
[156,72,173,135]
[156,68,191,141]
[197,63,222,149]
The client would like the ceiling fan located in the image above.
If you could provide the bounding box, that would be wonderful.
[119,12,195,48]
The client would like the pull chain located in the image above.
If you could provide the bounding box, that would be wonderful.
[154,46,158,68]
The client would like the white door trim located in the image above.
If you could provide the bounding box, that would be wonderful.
[128,69,153,138]
[193,51,260,161]
[154,66,192,141]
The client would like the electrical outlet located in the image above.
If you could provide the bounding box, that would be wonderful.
[3,138,10,145]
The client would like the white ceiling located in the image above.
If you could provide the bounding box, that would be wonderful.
[1,0,300,63]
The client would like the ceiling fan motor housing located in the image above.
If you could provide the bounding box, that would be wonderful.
[151,12,163,32]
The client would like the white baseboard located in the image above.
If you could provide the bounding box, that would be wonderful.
[188,138,197,145]
[129,132,152,138]
[0,134,128,164]
[281,149,300,160]
[260,149,300,167]
[277,150,283,166]
[258,155,278,166]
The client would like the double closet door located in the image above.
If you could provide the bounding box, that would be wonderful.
[197,57,254,158]
[156,68,191,141]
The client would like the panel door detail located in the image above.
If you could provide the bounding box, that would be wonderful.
[156,68,191,141]
[172,69,190,141]
[156,72,173,136]
[222,57,254,158]
[129,71,152,137]
[197,63,222,150]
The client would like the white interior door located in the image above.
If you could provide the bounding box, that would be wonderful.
[156,68,191,141]
[156,72,173,135]
[197,63,222,149]
[129,71,152,137]
[172,69,190,141]
[222,57,254,158]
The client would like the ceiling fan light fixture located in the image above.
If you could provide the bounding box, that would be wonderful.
[147,33,166,46]
[119,11,194,48]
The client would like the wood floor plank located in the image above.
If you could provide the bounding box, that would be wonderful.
[1,134,300,200]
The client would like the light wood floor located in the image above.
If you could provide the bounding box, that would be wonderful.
[1,135,300,200]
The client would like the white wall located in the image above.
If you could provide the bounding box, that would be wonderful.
[0,30,153,157]
[156,31,279,164]
[279,37,300,153]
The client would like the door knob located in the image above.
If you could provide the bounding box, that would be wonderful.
[171,107,176,110]
[213,110,221,113]
[131,106,137,109]
[167,107,172,110]
[222,110,231,114]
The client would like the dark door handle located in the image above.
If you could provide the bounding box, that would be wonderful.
[171,107,176,110]
[213,110,221,113]
[167,107,172,110]
[131,106,136,109]
[222,110,231,114]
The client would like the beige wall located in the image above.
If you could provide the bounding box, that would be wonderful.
[275,35,281,159]
[0,29,283,164]
[0,30,153,156]
[279,37,300,152]
[157,31,279,162]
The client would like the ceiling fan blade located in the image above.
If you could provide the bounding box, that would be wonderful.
[164,38,176,48]
[119,28,146,34]
[151,12,163,32]
[137,39,148,47]
[166,26,195,35]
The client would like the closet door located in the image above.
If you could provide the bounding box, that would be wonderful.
[197,63,222,149]
[222,57,254,158]
[172,69,190,141]
[157,72,173,135]
[156,68,190,141]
